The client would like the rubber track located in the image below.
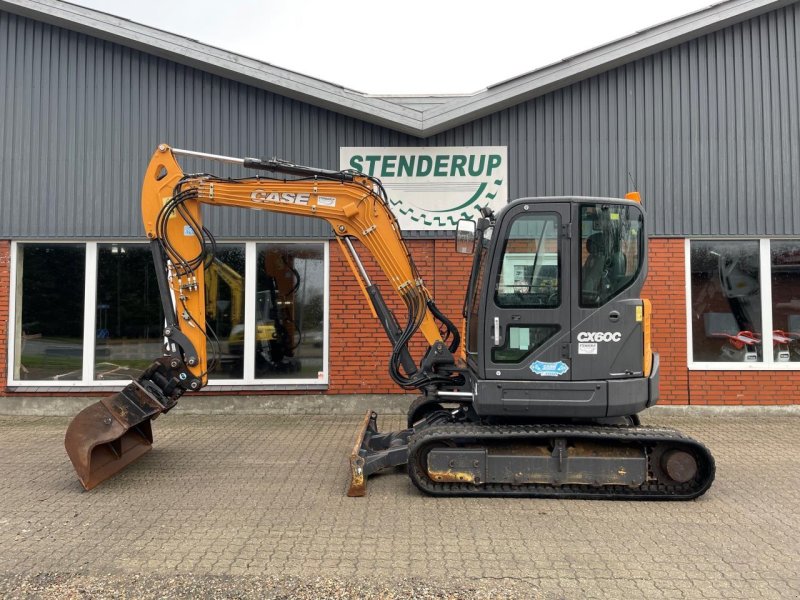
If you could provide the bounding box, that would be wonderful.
[407,423,716,500]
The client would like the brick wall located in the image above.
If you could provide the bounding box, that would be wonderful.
[642,238,800,405]
[0,241,8,390]
[641,238,690,404]
[327,238,472,394]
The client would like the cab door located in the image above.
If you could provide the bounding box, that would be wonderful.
[482,202,572,381]
[569,201,646,381]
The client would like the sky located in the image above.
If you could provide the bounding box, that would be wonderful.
[72,0,718,95]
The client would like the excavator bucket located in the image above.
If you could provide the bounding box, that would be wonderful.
[65,380,168,490]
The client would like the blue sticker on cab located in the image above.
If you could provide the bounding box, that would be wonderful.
[531,360,569,377]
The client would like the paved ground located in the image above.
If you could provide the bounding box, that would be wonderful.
[0,412,798,599]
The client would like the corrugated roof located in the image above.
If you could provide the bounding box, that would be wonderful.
[0,0,795,136]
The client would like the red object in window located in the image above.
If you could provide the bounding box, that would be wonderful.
[711,331,760,350]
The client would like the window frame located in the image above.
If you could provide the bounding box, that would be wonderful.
[7,240,330,389]
[685,237,799,371]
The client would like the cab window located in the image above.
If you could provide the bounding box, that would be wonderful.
[495,214,560,308]
[580,204,643,307]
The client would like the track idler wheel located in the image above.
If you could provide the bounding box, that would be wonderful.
[660,449,699,484]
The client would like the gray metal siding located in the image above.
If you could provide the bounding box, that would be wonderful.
[1,4,800,238]
[429,2,800,236]
[0,11,419,239]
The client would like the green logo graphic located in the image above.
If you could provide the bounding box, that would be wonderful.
[342,148,508,229]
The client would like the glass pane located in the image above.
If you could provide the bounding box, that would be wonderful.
[495,214,560,308]
[491,325,560,363]
[690,241,762,362]
[467,228,491,354]
[95,244,164,380]
[771,240,800,362]
[14,244,85,380]
[580,204,643,307]
[254,244,324,380]
[205,245,246,379]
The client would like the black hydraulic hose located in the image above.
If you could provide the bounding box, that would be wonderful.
[427,299,461,355]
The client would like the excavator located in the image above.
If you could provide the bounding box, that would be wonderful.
[64,144,715,499]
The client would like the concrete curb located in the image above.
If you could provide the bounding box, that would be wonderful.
[1,394,799,417]
[0,394,418,417]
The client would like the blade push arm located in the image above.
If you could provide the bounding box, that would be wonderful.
[142,144,460,390]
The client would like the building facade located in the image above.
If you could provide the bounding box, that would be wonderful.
[1,0,800,407]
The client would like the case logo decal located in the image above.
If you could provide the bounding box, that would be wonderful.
[531,361,570,377]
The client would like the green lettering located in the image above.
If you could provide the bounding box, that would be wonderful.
[487,154,502,176]
[398,155,415,177]
[468,155,486,176]
[381,155,397,177]
[434,155,449,177]
[363,155,380,176]
[349,155,364,172]
[450,155,467,176]
[417,155,433,177]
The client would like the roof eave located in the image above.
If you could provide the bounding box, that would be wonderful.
[419,0,796,136]
[0,0,428,134]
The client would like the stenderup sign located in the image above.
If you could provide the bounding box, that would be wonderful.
[340,147,508,231]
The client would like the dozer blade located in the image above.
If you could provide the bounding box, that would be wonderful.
[65,380,168,490]
[347,410,412,497]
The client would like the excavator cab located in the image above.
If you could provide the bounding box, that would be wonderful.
[462,198,656,420]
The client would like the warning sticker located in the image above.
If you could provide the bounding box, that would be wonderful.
[578,342,598,355]
[317,196,337,207]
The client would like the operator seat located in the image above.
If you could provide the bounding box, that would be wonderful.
[582,233,606,305]
[607,249,627,289]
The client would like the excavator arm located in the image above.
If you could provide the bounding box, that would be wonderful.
[141,144,460,387]
[65,144,462,490]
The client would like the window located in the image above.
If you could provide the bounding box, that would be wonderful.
[205,245,246,380]
[495,214,560,308]
[491,325,560,363]
[770,241,800,362]
[466,227,492,355]
[254,243,325,380]
[687,239,800,368]
[9,241,329,386]
[580,204,643,307]
[95,244,164,380]
[13,244,85,381]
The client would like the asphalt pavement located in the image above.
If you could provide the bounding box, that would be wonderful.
[0,411,798,599]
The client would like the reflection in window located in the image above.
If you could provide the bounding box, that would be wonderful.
[492,325,560,363]
[205,245,246,379]
[95,244,163,380]
[467,228,491,355]
[771,241,800,362]
[580,204,643,307]
[254,244,324,379]
[690,241,762,362]
[14,244,85,380]
[495,214,560,308]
